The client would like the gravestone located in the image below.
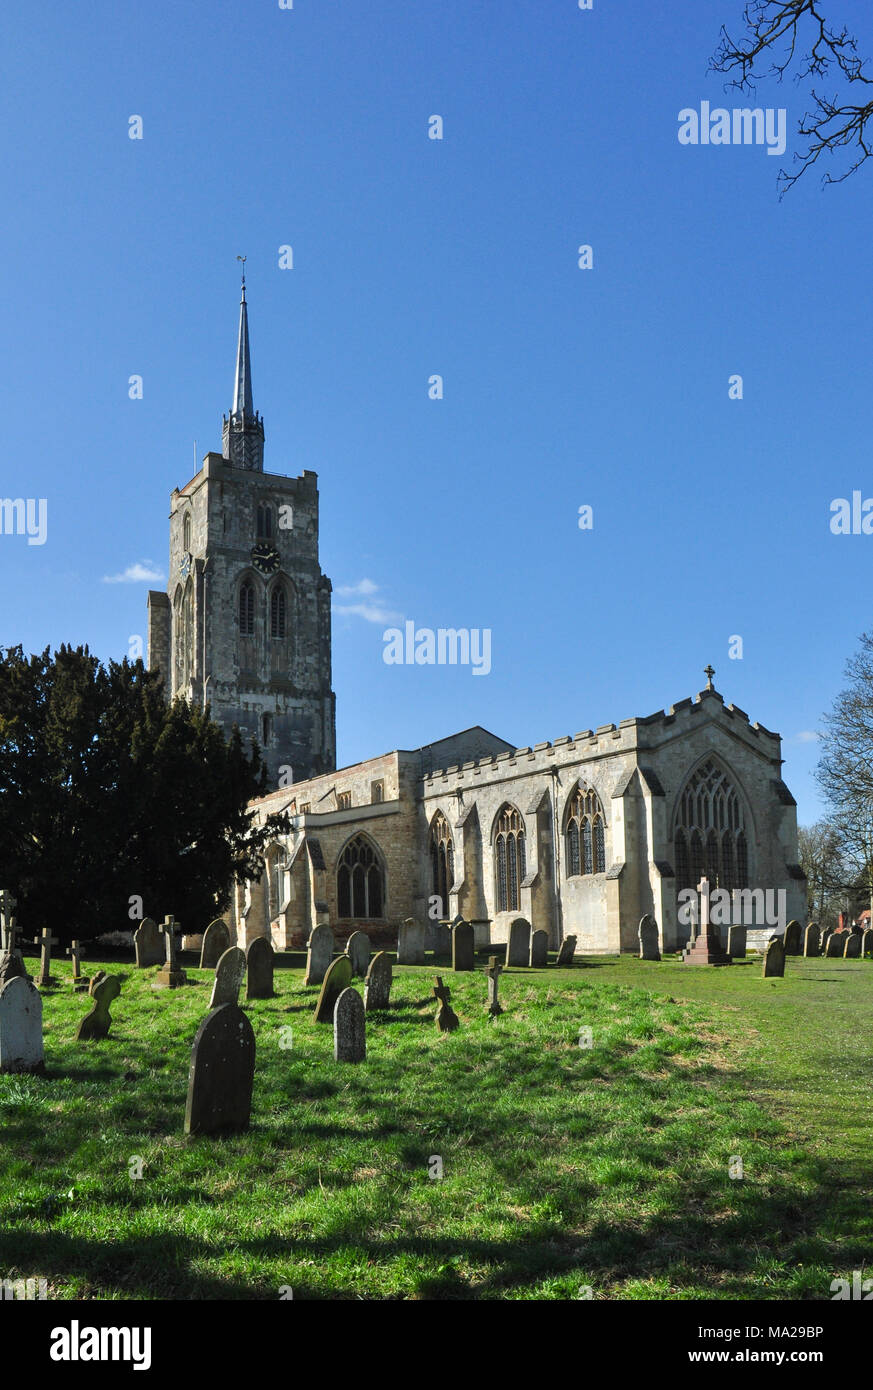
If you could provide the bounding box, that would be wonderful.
[397,917,425,966]
[0,889,18,951]
[154,919,187,989]
[529,928,549,968]
[451,920,474,972]
[862,928,873,958]
[638,915,661,961]
[431,919,452,958]
[76,975,121,1040]
[364,951,392,1011]
[304,923,334,986]
[432,976,459,1032]
[506,917,531,967]
[726,925,747,959]
[0,911,28,990]
[681,877,731,966]
[334,987,366,1062]
[345,930,371,979]
[246,936,274,1000]
[88,969,108,996]
[783,920,802,955]
[803,923,821,958]
[314,953,353,1023]
[36,928,59,988]
[184,1003,255,1135]
[555,935,576,966]
[66,940,88,991]
[843,932,862,959]
[0,976,44,1074]
[762,937,785,978]
[209,947,246,1008]
[825,932,843,958]
[133,917,162,968]
[485,955,503,1017]
[200,919,230,970]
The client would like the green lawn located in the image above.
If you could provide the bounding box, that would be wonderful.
[0,949,870,1300]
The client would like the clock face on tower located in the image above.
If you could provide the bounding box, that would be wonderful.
[251,542,280,576]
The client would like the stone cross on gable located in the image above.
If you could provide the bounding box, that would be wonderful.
[37,927,59,986]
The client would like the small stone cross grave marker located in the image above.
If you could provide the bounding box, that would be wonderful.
[66,939,89,991]
[154,917,187,989]
[36,928,59,988]
[433,976,459,1032]
[485,956,503,1016]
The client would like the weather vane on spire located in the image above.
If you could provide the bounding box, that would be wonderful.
[236,254,247,296]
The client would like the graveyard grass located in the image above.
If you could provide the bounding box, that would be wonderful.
[0,952,870,1300]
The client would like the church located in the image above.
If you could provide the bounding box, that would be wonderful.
[148,280,807,956]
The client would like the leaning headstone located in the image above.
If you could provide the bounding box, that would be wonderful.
[314,954,353,1023]
[304,923,334,986]
[843,932,862,959]
[345,930,371,979]
[638,915,661,961]
[246,936,274,1000]
[133,917,163,968]
[762,937,785,978]
[363,951,392,1011]
[825,932,843,958]
[0,976,44,1074]
[184,1003,255,1135]
[803,923,821,958]
[334,987,366,1062]
[200,919,231,970]
[451,920,474,972]
[397,917,425,965]
[0,925,28,989]
[555,935,576,966]
[506,917,531,967]
[154,919,187,989]
[209,946,246,1008]
[783,920,802,955]
[862,928,873,958]
[432,976,459,1032]
[726,924,747,959]
[35,928,59,988]
[76,976,121,1041]
[485,955,503,1017]
[529,928,549,968]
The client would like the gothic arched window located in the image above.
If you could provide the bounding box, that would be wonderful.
[564,786,607,877]
[494,805,525,913]
[430,812,455,918]
[337,835,385,920]
[239,581,255,636]
[183,512,191,551]
[673,758,749,894]
[256,503,273,539]
[270,587,286,639]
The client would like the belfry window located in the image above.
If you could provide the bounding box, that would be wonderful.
[183,513,191,551]
[271,587,286,639]
[337,835,385,919]
[564,786,607,877]
[239,581,255,636]
[494,805,526,913]
[256,503,273,539]
[673,759,749,893]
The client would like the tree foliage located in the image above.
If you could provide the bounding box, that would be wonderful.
[711,1,873,191]
[0,645,288,942]
[815,629,873,915]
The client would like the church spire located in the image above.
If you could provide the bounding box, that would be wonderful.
[222,257,264,471]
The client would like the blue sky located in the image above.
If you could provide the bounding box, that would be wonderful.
[2,0,873,826]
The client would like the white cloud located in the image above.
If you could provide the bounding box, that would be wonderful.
[102,561,165,585]
[796,730,821,743]
[333,601,403,625]
[335,578,379,597]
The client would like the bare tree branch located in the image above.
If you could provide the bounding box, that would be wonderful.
[710,1,873,191]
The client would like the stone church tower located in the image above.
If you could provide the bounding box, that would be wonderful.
[147,274,336,787]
